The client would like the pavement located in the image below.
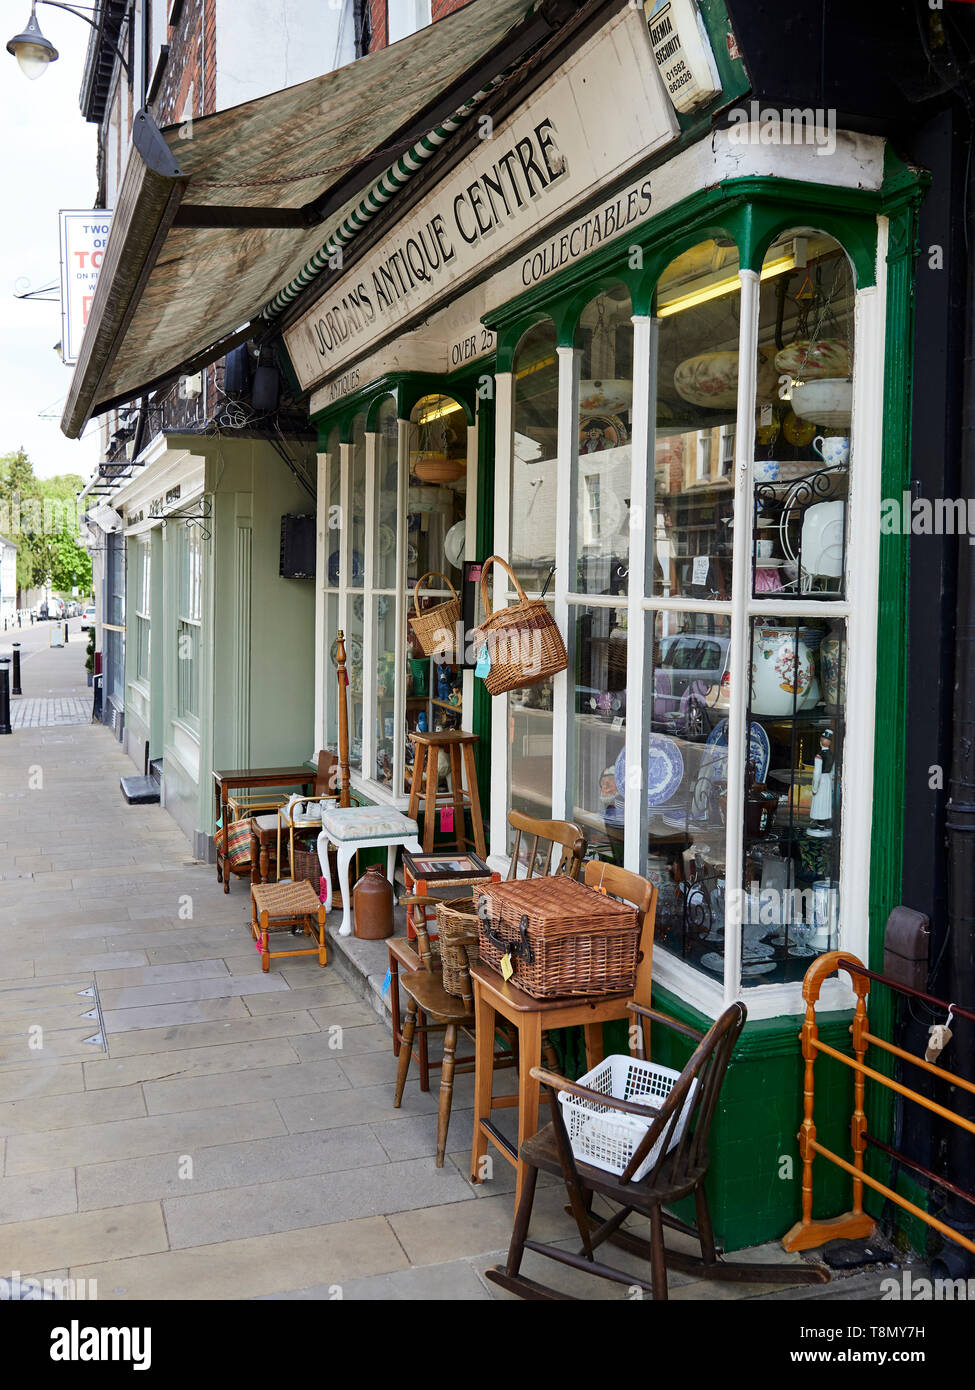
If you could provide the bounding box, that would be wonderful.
[0,623,910,1301]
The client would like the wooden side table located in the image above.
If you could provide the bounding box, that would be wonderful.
[406,730,486,858]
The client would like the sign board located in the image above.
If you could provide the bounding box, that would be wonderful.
[644,0,721,114]
[284,7,679,392]
[59,210,114,365]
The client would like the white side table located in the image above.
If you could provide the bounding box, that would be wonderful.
[316,806,421,937]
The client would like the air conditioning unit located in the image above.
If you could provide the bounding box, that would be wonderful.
[180,373,203,400]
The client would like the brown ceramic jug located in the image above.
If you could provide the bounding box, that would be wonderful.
[352,863,394,939]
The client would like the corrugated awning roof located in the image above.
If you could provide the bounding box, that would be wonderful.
[61,0,577,439]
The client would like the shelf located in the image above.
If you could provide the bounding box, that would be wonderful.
[431,698,462,712]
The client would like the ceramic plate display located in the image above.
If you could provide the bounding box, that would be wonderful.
[741,961,777,977]
[444,519,466,570]
[614,734,684,809]
[327,549,341,585]
[704,718,771,785]
[579,413,628,454]
[774,339,851,381]
[351,595,390,623]
[674,347,779,410]
[377,524,396,556]
[579,380,632,414]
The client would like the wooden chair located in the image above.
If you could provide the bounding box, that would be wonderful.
[393,903,515,1167]
[386,811,587,1093]
[469,859,657,1207]
[485,1001,829,1300]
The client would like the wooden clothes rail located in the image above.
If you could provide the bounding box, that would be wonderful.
[783,950,975,1257]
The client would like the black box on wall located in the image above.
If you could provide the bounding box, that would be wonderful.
[280,514,316,580]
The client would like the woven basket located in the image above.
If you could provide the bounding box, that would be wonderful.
[436,898,481,999]
[291,845,322,895]
[410,572,461,658]
[473,556,567,695]
[477,876,639,999]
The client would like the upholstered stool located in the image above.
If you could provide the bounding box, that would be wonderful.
[250,880,327,973]
[317,805,422,937]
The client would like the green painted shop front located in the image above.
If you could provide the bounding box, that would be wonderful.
[285,107,923,1248]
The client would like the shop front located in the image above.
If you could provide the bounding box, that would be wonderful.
[276,10,918,1249]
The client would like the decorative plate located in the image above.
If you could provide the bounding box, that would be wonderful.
[614,734,684,809]
[703,718,771,785]
[579,413,628,454]
[327,549,341,585]
[444,519,466,571]
[579,380,632,414]
[377,524,396,556]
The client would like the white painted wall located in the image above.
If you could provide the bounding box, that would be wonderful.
[215,0,356,111]
[388,0,432,45]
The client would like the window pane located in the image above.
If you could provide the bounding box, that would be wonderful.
[325,426,341,590]
[373,596,398,787]
[349,415,366,590]
[325,592,339,753]
[374,399,399,590]
[653,240,741,601]
[752,233,854,602]
[346,600,364,772]
[407,394,466,588]
[574,286,633,596]
[634,609,730,960]
[511,322,558,596]
[506,610,556,849]
[569,604,627,862]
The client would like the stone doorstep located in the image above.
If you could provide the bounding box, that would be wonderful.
[323,920,397,1033]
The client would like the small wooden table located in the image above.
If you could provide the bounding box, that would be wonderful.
[468,962,635,1208]
[212,766,313,888]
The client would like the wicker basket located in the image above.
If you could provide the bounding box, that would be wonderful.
[473,556,567,694]
[477,876,639,998]
[291,845,323,895]
[436,898,481,999]
[410,572,461,658]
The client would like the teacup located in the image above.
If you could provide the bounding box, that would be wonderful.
[756,539,775,560]
[813,435,850,468]
[754,460,780,482]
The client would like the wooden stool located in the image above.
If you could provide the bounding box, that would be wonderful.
[407,730,486,858]
[250,881,328,973]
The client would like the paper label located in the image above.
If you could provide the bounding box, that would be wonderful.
[475,644,491,678]
[500,953,514,982]
[381,967,392,998]
[692,555,709,586]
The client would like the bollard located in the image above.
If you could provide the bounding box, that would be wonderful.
[11,643,21,696]
[0,659,12,735]
[64,622,69,643]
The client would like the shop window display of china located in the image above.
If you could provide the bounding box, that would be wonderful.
[616,232,852,990]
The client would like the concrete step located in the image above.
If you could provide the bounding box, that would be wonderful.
[120,774,161,805]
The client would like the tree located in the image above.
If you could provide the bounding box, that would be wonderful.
[0,451,91,597]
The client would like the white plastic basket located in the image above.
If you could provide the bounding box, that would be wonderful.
[558,1054,698,1182]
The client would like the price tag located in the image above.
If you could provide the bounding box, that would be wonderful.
[440,807,454,834]
[500,953,514,982]
[612,716,624,731]
[475,644,491,678]
[381,967,392,999]
[760,404,773,427]
[692,555,709,586]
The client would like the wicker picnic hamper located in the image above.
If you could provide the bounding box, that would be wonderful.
[474,556,567,694]
[436,897,481,999]
[410,572,461,658]
[477,876,639,998]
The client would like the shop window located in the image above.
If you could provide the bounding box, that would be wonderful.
[176,524,203,729]
[346,414,367,770]
[134,537,151,684]
[507,321,558,845]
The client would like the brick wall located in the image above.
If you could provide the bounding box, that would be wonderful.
[153,0,216,128]
[430,0,469,21]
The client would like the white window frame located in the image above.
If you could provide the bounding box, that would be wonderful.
[387,0,432,45]
[134,536,151,687]
[492,227,886,1022]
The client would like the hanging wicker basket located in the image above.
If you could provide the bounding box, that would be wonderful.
[409,572,461,659]
[473,556,567,695]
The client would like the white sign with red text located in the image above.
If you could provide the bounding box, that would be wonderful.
[59,210,114,365]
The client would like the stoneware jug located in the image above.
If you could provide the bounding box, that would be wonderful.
[352,863,394,940]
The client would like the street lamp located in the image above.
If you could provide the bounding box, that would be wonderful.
[6,2,131,82]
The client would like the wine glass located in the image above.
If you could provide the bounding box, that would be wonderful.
[787,916,817,958]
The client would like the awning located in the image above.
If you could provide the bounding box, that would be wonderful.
[61,0,584,438]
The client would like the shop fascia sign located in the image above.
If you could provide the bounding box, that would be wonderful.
[644,0,722,114]
[283,6,680,393]
[59,210,114,366]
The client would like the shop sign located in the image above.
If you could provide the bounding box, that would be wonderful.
[644,0,721,114]
[59,210,114,365]
[284,7,679,392]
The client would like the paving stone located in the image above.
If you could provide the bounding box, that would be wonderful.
[163,1154,474,1249]
[241,981,352,1015]
[297,1023,391,1061]
[0,1028,108,1064]
[69,1215,407,1300]
[97,973,289,1011]
[387,1186,578,1265]
[0,1169,78,1225]
[76,1125,389,1211]
[0,1084,146,1136]
[4,1100,287,1174]
[84,1038,301,1090]
[277,1080,438,1134]
[32,952,149,977]
[101,996,251,1034]
[305,1003,383,1032]
[370,1109,476,1163]
[0,1061,84,1104]
[261,1257,493,1301]
[91,961,232,989]
[1,1201,167,1272]
[103,1011,321,1057]
[143,1059,350,1114]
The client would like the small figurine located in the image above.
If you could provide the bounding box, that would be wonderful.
[437,663,451,701]
[808,729,835,838]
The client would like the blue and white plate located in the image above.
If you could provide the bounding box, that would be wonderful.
[703,718,771,784]
[614,735,684,809]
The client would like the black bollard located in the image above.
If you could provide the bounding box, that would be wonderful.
[0,659,12,735]
[12,643,21,696]
[64,622,69,643]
